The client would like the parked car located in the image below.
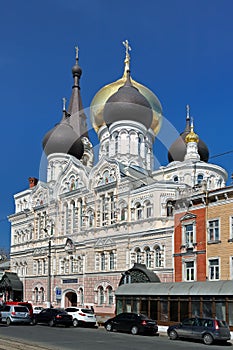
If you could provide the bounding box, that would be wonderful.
[33,306,44,314]
[167,317,231,345]
[32,308,73,327]
[65,307,97,327]
[5,301,34,318]
[0,305,31,326]
[104,312,158,335]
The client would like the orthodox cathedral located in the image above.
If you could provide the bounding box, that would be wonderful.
[8,42,227,319]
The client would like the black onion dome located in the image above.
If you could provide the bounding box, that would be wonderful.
[103,71,153,129]
[42,112,84,160]
[168,116,209,163]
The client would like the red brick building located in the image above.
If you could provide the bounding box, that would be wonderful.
[174,196,207,282]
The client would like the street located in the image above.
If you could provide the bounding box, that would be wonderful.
[0,324,232,350]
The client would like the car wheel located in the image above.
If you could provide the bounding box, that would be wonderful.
[73,319,79,327]
[49,319,54,327]
[32,317,37,325]
[203,333,214,345]
[105,323,113,332]
[169,330,178,340]
[6,318,11,326]
[131,326,139,335]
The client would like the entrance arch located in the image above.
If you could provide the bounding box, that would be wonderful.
[64,290,77,308]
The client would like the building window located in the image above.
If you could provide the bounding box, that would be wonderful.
[34,287,39,302]
[135,248,141,263]
[107,286,113,305]
[98,286,104,305]
[65,204,69,233]
[197,174,204,184]
[145,201,152,218]
[101,195,108,226]
[230,217,233,240]
[109,251,115,270]
[184,223,194,247]
[230,256,233,280]
[184,261,195,281]
[173,176,179,183]
[101,253,105,271]
[154,246,163,267]
[145,247,152,268]
[209,258,220,280]
[71,201,76,231]
[40,287,45,302]
[121,206,127,221]
[110,192,115,224]
[208,219,219,242]
[79,288,84,305]
[135,203,142,220]
[166,201,173,217]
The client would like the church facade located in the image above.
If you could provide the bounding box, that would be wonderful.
[8,43,227,319]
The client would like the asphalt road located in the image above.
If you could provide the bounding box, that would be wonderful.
[0,324,232,350]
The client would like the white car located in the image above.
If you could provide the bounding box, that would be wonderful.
[65,307,97,327]
[33,306,44,314]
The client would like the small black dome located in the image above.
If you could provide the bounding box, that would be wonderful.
[103,72,153,129]
[72,63,82,78]
[42,116,84,160]
[168,129,209,163]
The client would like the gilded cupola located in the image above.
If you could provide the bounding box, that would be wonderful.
[90,40,163,135]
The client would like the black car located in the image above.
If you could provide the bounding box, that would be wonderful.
[104,312,158,335]
[32,308,73,327]
[167,317,231,345]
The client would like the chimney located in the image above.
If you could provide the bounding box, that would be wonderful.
[28,177,38,188]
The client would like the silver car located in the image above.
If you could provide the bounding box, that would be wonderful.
[1,305,31,326]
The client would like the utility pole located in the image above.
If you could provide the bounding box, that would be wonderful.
[47,239,51,308]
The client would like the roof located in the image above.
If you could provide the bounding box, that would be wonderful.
[0,272,23,291]
[115,280,233,296]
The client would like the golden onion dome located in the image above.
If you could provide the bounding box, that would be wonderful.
[90,40,163,135]
[185,120,199,144]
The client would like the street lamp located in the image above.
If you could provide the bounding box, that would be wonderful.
[44,219,54,308]
[47,238,51,308]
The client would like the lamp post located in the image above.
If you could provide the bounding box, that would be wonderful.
[47,238,51,308]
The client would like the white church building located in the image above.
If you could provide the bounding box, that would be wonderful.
[8,42,227,319]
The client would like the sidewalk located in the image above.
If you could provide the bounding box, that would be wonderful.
[0,337,54,350]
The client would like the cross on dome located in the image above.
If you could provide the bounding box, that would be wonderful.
[122,39,131,71]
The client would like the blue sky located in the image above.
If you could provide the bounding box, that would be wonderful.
[1,0,233,251]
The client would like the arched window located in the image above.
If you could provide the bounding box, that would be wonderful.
[197,174,204,184]
[173,175,179,183]
[135,248,141,263]
[166,201,173,217]
[101,253,105,271]
[40,287,45,302]
[145,247,152,268]
[107,286,113,305]
[145,201,152,218]
[64,203,69,233]
[79,288,84,305]
[154,246,162,267]
[109,251,115,270]
[71,201,76,231]
[98,286,104,305]
[135,203,142,220]
[34,287,39,302]
[88,210,94,227]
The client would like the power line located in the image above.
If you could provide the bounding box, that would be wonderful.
[210,150,233,159]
